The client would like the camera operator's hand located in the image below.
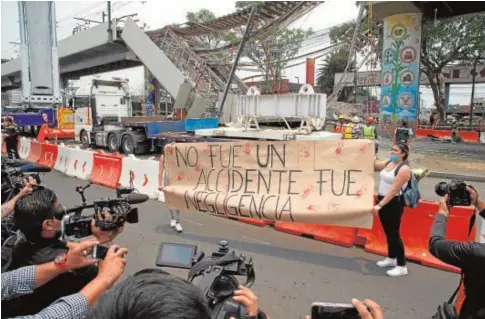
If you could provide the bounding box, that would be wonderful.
[438,195,450,217]
[64,238,99,271]
[96,244,128,288]
[19,178,35,196]
[466,186,485,212]
[232,285,258,317]
[79,244,128,306]
[352,298,384,319]
[91,219,124,245]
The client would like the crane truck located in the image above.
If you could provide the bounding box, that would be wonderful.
[2,2,73,137]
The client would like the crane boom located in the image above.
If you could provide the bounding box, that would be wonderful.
[18,1,61,106]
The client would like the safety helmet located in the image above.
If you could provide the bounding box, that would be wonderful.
[367,117,375,124]
[338,114,344,119]
[352,116,360,123]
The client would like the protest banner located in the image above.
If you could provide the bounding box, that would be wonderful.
[163,140,375,229]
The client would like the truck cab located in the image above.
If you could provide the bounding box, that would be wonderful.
[74,77,132,151]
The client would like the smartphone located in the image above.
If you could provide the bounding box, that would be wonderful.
[92,245,109,260]
[311,302,361,319]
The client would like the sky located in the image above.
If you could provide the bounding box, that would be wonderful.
[1,0,484,107]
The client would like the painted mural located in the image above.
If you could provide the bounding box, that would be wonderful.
[380,13,422,123]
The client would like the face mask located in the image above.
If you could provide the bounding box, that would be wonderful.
[389,154,399,162]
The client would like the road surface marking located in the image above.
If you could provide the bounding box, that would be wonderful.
[241,235,271,245]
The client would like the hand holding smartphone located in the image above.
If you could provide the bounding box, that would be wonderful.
[311,299,383,319]
[311,302,362,319]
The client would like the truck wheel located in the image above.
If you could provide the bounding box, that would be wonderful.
[80,130,90,147]
[121,135,135,154]
[107,134,119,153]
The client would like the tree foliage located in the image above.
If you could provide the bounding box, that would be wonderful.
[421,14,485,121]
[182,9,227,49]
[316,3,380,101]
[233,1,313,92]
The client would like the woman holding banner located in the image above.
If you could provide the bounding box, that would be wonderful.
[373,142,411,277]
[158,153,183,233]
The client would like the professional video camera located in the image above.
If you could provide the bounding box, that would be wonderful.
[1,159,50,204]
[156,240,256,319]
[435,180,472,206]
[57,182,148,240]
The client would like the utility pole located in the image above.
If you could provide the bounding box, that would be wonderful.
[218,6,257,119]
[353,50,358,103]
[107,1,112,41]
[469,56,478,126]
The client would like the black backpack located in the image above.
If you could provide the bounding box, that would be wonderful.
[396,128,410,143]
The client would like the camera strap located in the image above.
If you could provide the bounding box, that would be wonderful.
[188,252,240,279]
[188,252,256,288]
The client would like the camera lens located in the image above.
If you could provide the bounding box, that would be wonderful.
[434,182,448,197]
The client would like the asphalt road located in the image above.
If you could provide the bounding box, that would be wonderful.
[378,138,485,159]
[43,171,469,319]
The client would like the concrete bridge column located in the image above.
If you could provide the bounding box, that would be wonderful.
[373,2,423,133]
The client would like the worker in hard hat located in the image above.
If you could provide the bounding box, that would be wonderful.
[334,115,346,134]
[343,116,362,139]
[363,117,379,153]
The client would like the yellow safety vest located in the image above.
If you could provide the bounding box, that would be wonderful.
[343,124,355,139]
[363,125,375,140]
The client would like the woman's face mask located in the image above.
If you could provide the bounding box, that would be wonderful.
[389,154,399,162]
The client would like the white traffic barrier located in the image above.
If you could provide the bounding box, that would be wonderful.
[480,132,485,144]
[53,144,71,174]
[119,154,160,199]
[477,215,485,244]
[18,138,31,160]
[65,146,93,180]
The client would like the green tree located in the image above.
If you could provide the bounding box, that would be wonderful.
[316,3,381,101]
[316,49,352,98]
[421,14,485,121]
[182,9,225,49]
[234,1,313,92]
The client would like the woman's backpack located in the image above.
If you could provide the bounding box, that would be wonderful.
[386,161,421,208]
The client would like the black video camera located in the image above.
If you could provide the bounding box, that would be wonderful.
[1,158,48,204]
[435,180,472,207]
[156,240,256,319]
[58,183,148,240]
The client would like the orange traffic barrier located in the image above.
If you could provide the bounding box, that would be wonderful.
[416,128,479,143]
[27,140,42,163]
[419,205,475,273]
[357,200,475,273]
[230,217,273,227]
[275,222,358,247]
[1,142,6,154]
[457,131,479,143]
[356,213,388,257]
[37,143,58,168]
[37,124,75,142]
[90,151,123,189]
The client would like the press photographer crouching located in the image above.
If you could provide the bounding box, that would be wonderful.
[429,185,485,319]
[2,238,127,319]
[2,187,125,317]
[87,241,268,319]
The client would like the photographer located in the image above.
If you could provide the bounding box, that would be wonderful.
[87,268,266,319]
[2,180,34,243]
[2,239,127,319]
[429,187,485,319]
[2,187,124,317]
[2,117,20,159]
